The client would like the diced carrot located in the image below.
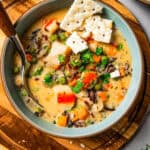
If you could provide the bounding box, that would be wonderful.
[119,67,126,76]
[77,106,89,120]
[103,83,112,90]
[107,45,117,57]
[69,78,77,87]
[93,55,101,63]
[120,80,126,88]
[57,115,68,127]
[84,34,93,42]
[98,92,107,101]
[83,72,97,88]
[116,94,124,102]
[44,19,55,28]
[86,64,96,70]
[53,65,60,70]
[112,42,118,48]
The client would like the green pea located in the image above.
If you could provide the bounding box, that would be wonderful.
[96,47,103,55]
[49,34,58,42]
[117,43,123,50]
[44,73,53,86]
[58,54,66,64]
[33,66,43,76]
[100,56,109,69]
[59,32,67,41]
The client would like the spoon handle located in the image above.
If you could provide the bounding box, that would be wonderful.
[0,2,16,37]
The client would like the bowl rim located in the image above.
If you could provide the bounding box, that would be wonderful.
[0,0,145,138]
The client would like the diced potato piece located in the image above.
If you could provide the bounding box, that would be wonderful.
[91,93,104,112]
[88,40,99,52]
[14,75,23,86]
[44,41,71,67]
[70,106,89,122]
[70,109,79,122]
[104,100,118,110]
[78,106,89,120]
[50,41,71,56]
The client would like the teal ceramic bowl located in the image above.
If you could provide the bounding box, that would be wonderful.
[1,0,144,138]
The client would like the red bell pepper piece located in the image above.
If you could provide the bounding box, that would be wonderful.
[57,93,76,104]
[83,72,97,88]
[44,19,55,29]
[26,54,32,62]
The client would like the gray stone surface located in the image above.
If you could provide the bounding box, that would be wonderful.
[119,1,150,149]
[119,0,150,41]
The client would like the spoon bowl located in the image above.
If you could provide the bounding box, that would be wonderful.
[0,2,44,110]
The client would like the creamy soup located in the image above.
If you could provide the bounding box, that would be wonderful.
[13,9,132,128]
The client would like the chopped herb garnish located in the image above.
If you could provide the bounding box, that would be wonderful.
[71,81,83,93]
[96,47,103,55]
[59,32,67,41]
[33,66,43,76]
[79,66,85,72]
[70,54,82,67]
[29,47,36,54]
[43,45,50,54]
[31,87,40,92]
[100,56,109,69]
[34,107,44,117]
[20,88,28,97]
[81,50,93,64]
[117,43,123,50]
[101,73,110,84]
[57,76,66,84]
[58,54,66,64]
[31,56,37,64]
[94,83,102,90]
[44,73,53,86]
[64,70,71,77]
[85,119,94,126]
[35,107,43,113]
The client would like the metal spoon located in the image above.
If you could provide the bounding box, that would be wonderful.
[0,2,44,111]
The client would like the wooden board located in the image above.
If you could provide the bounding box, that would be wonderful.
[0,0,150,149]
